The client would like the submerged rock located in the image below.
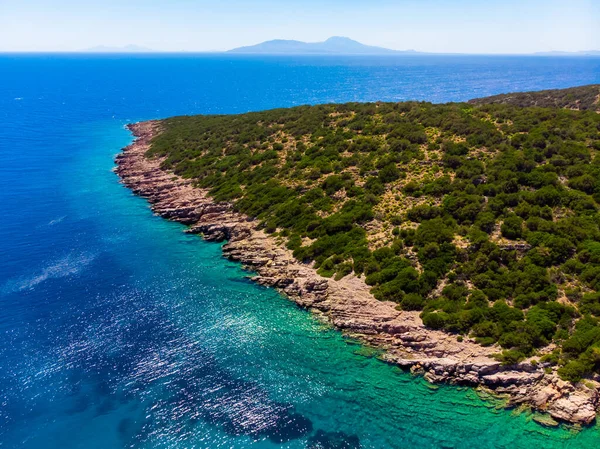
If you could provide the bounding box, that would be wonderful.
[306,430,361,449]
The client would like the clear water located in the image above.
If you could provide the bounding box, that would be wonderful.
[1,54,600,449]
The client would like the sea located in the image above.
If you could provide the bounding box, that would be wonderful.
[1,54,600,449]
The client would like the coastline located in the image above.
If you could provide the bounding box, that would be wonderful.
[115,120,600,426]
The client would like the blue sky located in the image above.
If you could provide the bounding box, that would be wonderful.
[1,0,598,53]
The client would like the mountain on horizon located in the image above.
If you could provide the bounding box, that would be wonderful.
[228,36,418,55]
[82,45,155,53]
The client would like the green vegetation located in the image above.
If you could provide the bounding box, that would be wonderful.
[469,84,600,112]
[148,97,600,381]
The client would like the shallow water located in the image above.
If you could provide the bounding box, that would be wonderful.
[1,54,600,448]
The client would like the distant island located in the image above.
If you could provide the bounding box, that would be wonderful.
[534,51,600,57]
[116,85,600,426]
[228,36,419,55]
[74,40,600,56]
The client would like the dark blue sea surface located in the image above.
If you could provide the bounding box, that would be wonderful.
[1,54,600,448]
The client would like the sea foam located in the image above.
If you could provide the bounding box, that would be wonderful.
[3,252,96,294]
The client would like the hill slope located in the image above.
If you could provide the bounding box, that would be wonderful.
[469,84,600,112]
[146,94,600,386]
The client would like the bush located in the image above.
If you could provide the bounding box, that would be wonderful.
[558,360,590,382]
[494,349,527,366]
[501,214,523,239]
[400,293,426,311]
[421,312,449,330]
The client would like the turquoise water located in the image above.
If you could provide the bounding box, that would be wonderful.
[1,54,600,448]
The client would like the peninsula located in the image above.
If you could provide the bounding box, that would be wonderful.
[115,85,600,426]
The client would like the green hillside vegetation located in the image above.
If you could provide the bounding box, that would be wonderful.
[148,99,600,382]
[469,84,600,112]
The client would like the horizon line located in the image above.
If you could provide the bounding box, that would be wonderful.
[1,50,600,57]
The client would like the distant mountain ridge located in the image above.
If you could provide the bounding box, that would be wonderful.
[228,36,418,55]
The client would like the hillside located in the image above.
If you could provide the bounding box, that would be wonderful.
[145,95,600,385]
[469,84,600,112]
[228,36,416,55]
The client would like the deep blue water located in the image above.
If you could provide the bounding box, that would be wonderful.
[1,54,600,449]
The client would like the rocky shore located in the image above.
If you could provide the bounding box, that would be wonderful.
[115,120,600,426]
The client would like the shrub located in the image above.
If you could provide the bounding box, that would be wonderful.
[400,293,426,311]
[501,215,523,239]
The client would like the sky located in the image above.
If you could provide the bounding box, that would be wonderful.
[0,0,599,53]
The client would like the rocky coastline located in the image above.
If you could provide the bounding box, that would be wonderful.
[115,120,600,427]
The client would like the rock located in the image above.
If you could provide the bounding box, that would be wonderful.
[482,371,544,386]
[499,243,532,252]
[531,385,561,408]
[548,390,599,425]
[532,414,560,427]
